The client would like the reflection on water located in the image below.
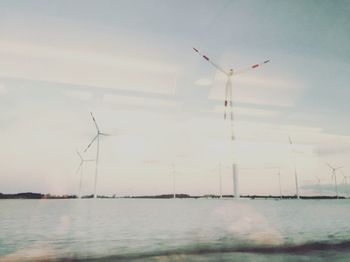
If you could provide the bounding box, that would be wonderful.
[1,199,350,261]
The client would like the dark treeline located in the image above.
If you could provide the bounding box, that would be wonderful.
[0,192,76,199]
[0,192,346,200]
[0,192,43,199]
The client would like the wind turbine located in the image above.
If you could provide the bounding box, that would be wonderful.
[276,167,282,200]
[170,163,176,199]
[210,163,224,198]
[75,151,95,198]
[342,172,350,198]
[84,112,111,198]
[288,136,300,199]
[193,47,270,199]
[265,166,282,199]
[315,176,322,196]
[219,163,222,199]
[326,163,342,198]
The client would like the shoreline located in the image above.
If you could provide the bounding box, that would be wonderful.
[0,192,347,200]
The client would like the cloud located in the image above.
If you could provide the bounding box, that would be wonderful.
[0,41,181,94]
[315,143,350,156]
[234,75,299,90]
[208,73,303,107]
[0,83,7,95]
[63,90,93,101]
[143,160,164,164]
[210,105,279,118]
[194,78,212,86]
[103,94,177,109]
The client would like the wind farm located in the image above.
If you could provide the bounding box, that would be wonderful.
[64,50,350,200]
[2,1,350,261]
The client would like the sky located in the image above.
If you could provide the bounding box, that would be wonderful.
[1,0,350,196]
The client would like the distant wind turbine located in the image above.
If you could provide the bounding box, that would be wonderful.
[342,171,350,198]
[265,166,282,199]
[193,47,270,199]
[289,136,300,199]
[277,168,282,200]
[84,112,112,198]
[315,176,322,196]
[170,163,176,199]
[75,150,94,198]
[219,163,222,199]
[326,163,342,198]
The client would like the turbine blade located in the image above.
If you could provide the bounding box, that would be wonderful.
[326,163,334,170]
[288,136,293,145]
[76,150,83,161]
[84,134,98,152]
[75,162,83,175]
[193,47,229,76]
[234,59,270,75]
[99,132,112,136]
[90,112,100,132]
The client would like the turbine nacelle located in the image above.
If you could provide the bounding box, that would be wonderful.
[84,113,113,152]
[326,163,343,173]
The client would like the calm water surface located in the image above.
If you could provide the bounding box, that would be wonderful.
[1,199,350,261]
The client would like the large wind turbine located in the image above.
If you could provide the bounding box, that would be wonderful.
[288,136,300,199]
[84,112,111,198]
[75,151,94,198]
[327,163,342,198]
[193,47,270,199]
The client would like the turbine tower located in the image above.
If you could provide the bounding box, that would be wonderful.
[219,163,222,199]
[315,176,322,196]
[84,112,111,198]
[277,167,282,200]
[289,136,300,199]
[193,47,270,199]
[342,172,350,198]
[170,163,176,199]
[327,163,342,198]
[75,150,94,198]
[266,166,282,199]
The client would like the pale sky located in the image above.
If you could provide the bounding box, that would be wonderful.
[1,0,350,196]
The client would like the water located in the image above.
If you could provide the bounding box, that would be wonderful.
[1,199,350,261]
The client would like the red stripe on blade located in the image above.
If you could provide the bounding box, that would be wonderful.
[203,55,209,61]
[252,64,259,68]
[193,48,198,52]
